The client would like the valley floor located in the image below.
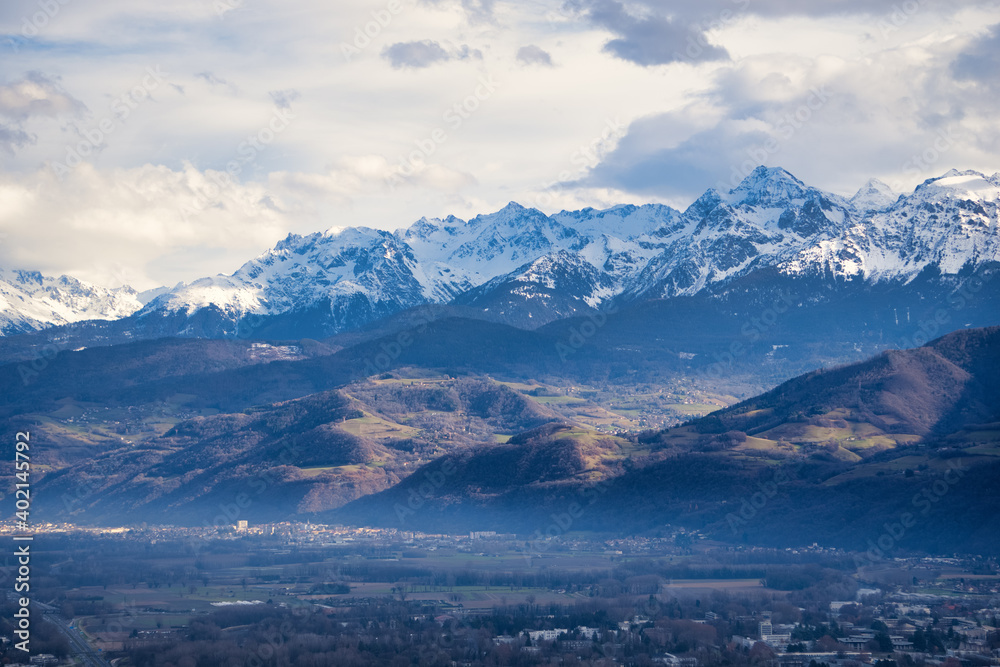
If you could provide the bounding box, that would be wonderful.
[2,526,998,666]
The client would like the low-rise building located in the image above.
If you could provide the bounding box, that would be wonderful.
[653,652,698,666]
[525,628,568,642]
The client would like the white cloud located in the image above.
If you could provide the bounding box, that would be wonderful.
[0,72,86,121]
[0,163,290,289]
[0,72,86,154]
[0,0,996,289]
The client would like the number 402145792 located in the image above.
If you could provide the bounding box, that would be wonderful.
[14,431,30,526]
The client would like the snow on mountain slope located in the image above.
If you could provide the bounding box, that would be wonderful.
[140,226,431,333]
[0,269,143,335]
[622,167,858,298]
[28,165,998,338]
[784,169,1000,279]
[452,250,619,327]
[628,166,1000,298]
[137,200,684,332]
[550,203,683,239]
[396,202,681,293]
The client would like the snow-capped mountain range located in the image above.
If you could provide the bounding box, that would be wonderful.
[138,198,681,334]
[0,269,146,335]
[4,167,999,337]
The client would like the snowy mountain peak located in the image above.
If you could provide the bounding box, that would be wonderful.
[470,201,547,226]
[685,188,725,218]
[401,217,439,238]
[728,166,809,206]
[274,232,310,251]
[851,178,898,212]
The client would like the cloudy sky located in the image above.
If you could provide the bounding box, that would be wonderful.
[1,0,998,290]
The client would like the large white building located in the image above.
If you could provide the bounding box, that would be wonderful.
[525,629,568,642]
[759,614,791,648]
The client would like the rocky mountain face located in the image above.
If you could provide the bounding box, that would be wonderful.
[3,167,998,338]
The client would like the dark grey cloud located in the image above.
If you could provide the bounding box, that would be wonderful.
[452,43,483,61]
[381,40,482,69]
[0,124,34,155]
[952,24,1000,86]
[516,45,554,67]
[565,0,988,67]
[382,40,450,68]
[568,0,729,66]
[457,0,496,22]
[584,114,773,197]
[268,89,300,110]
